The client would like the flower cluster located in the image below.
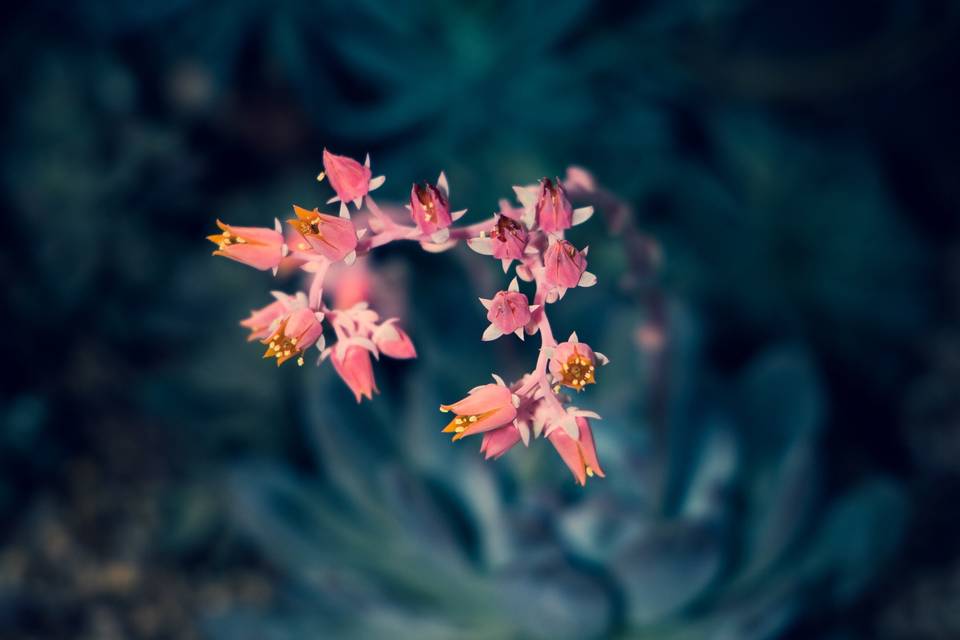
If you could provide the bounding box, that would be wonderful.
[208,150,608,484]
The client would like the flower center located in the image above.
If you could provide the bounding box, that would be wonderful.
[288,212,339,251]
[415,184,440,221]
[493,216,523,243]
[262,321,305,367]
[560,353,595,391]
[208,223,259,252]
[440,408,499,440]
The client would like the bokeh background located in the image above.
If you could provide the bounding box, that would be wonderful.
[2,1,960,638]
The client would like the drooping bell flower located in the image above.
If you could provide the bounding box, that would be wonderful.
[372,320,417,359]
[480,424,522,460]
[287,205,358,263]
[240,298,288,341]
[548,332,609,392]
[319,149,377,208]
[467,211,530,271]
[491,214,529,260]
[262,307,325,367]
[330,343,378,402]
[440,376,518,441]
[543,239,595,291]
[479,277,537,341]
[536,177,574,233]
[409,182,452,235]
[548,416,605,486]
[207,219,286,272]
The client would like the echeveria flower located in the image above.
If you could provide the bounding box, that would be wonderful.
[209,154,614,484]
[372,320,417,359]
[240,298,288,342]
[441,376,518,441]
[491,214,529,260]
[319,149,384,209]
[480,424,522,460]
[543,239,595,291]
[207,219,286,272]
[536,177,574,233]
[262,307,325,367]
[287,205,358,263]
[410,182,452,236]
[467,210,530,272]
[479,277,537,341]
[547,415,605,485]
[549,332,609,392]
[330,343,378,402]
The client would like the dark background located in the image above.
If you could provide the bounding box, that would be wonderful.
[2,1,960,639]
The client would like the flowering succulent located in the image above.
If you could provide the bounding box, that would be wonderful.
[480,277,537,341]
[208,151,609,483]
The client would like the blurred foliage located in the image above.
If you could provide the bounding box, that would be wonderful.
[2,0,960,638]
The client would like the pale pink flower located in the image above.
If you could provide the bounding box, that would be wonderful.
[548,416,605,486]
[479,277,537,341]
[491,214,529,261]
[288,205,358,263]
[536,177,574,232]
[480,424,522,460]
[261,307,325,367]
[207,219,286,272]
[372,320,417,359]
[240,298,287,342]
[409,182,452,235]
[548,332,609,392]
[319,149,378,208]
[543,239,596,291]
[330,344,378,402]
[440,376,518,441]
[467,209,530,273]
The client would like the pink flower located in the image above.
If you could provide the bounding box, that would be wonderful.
[466,211,529,271]
[548,332,608,392]
[440,376,518,441]
[261,307,325,366]
[288,205,358,263]
[548,416,605,486]
[543,239,595,290]
[240,298,287,342]
[409,182,452,235]
[331,344,378,402]
[479,278,537,341]
[207,219,285,272]
[373,321,417,359]
[320,149,374,207]
[536,177,573,233]
[480,424,522,460]
[491,214,529,260]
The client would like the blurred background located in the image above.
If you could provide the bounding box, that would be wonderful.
[2,1,959,638]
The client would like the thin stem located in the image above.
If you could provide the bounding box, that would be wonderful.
[307,260,331,311]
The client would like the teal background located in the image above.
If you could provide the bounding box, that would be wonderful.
[2,2,959,638]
